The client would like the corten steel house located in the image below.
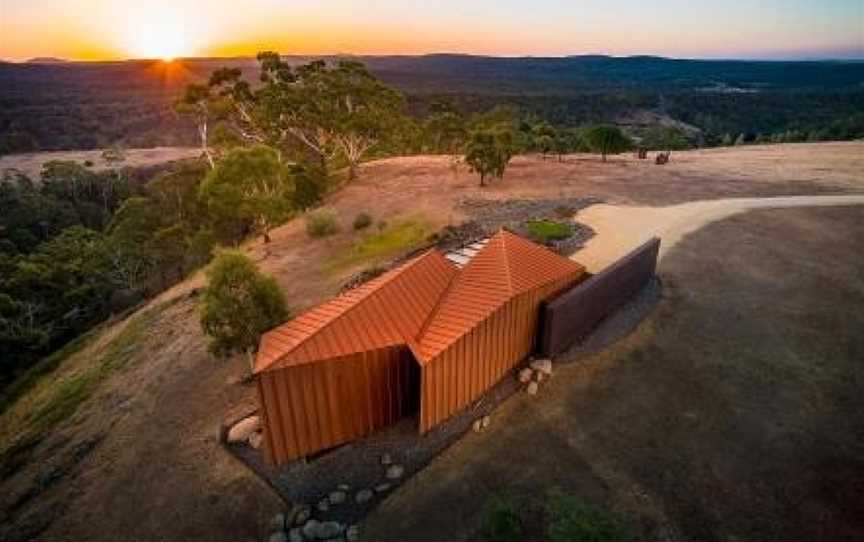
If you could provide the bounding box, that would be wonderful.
[254,230,586,465]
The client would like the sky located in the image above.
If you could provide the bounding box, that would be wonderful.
[1,0,862,61]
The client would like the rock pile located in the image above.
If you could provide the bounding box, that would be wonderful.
[517,358,553,395]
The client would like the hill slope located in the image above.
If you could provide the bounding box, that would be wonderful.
[0,142,862,542]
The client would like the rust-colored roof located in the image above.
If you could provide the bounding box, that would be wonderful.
[255,230,585,373]
[254,250,458,373]
[414,230,585,363]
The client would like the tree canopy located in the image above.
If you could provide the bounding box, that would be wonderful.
[199,250,287,366]
[583,125,632,161]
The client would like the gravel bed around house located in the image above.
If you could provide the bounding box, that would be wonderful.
[226,368,524,528]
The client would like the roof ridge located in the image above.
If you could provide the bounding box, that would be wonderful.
[412,260,462,358]
[258,249,439,373]
[499,230,515,296]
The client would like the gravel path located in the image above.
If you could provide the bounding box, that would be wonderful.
[572,194,864,272]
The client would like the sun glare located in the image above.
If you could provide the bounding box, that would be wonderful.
[125,12,196,61]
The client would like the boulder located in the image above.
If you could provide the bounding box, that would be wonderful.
[301,519,320,539]
[270,513,286,531]
[268,532,288,542]
[535,371,545,383]
[317,498,329,512]
[481,415,491,429]
[227,416,261,443]
[317,521,343,539]
[288,528,303,542]
[337,483,350,491]
[346,525,361,542]
[249,431,264,449]
[329,490,346,505]
[472,419,483,433]
[374,482,392,493]
[526,381,539,395]
[355,489,373,504]
[380,453,393,465]
[386,464,404,480]
[518,367,533,383]
[530,359,553,376]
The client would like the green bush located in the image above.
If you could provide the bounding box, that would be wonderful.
[546,491,630,542]
[353,212,373,230]
[306,212,340,238]
[481,495,522,542]
[526,220,572,244]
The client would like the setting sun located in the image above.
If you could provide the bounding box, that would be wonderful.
[126,15,194,61]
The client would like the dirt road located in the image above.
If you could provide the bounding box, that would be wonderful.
[572,194,864,272]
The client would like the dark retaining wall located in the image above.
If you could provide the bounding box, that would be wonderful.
[539,237,661,356]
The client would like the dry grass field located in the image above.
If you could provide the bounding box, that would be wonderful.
[1,142,862,542]
[0,147,200,180]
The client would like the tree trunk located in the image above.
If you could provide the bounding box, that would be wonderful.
[602,152,607,162]
[262,230,271,244]
[348,162,357,181]
[479,173,486,187]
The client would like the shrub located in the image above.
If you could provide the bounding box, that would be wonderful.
[199,250,288,366]
[376,220,388,232]
[353,212,373,230]
[306,212,340,238]
[546,491,630,542]
[83,160,94,167]
[526,220,572,244]
[481,495,522,542]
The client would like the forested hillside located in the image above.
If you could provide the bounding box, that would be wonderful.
[2,55,863,154]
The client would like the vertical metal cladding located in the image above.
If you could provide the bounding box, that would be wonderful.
[255,230,586,466]
[419,272,579,432]
[259,345,418,465]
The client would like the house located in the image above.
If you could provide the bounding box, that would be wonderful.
[254,230,586,465]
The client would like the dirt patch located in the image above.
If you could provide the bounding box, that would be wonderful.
[362,205,864,542]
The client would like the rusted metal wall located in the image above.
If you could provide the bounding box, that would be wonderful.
[419,273,578,432]
[259,345,418,466]
[539,237,661,357]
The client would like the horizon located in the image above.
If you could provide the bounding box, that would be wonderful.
[2,0,862,63]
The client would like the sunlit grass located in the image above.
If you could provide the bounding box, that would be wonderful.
[0,301,172,474]
[328,217,433,271]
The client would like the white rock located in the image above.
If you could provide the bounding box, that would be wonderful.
[329,490,346,505]
[481,415,491,429]
[346,525,361,542]
[268,532,288,542]
[337,483,350,491]
[227,416,261,443]
[386,464,404,480]
[249,431,264,449]
[301,519,319,539]
[535,371,545,383]
[317,498,329,512]
[472,419,483,433]
[518,367,533,383]
[380,453,392,465]
[374,482,392,493]
[317,521,343,539]
[526,381,539,395]
[530,359,553,375]
[288,528,303,542]
[355,488,374,504]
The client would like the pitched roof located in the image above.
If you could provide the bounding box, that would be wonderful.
[254,249,458,373]
[255,230,585,373]
[414,230,585,363]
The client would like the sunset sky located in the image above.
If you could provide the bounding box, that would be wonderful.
[1,0,862,61]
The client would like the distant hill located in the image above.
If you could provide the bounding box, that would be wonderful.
[25,57,70,64]
[1,54,863,154]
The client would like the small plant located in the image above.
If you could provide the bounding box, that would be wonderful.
[353,212,373,230]
[376,220,388,232]
[306,212,340,238]
[546,490,630,542]
[481,495,522,542]
[83,160,94,167]
[526,220,573,244]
